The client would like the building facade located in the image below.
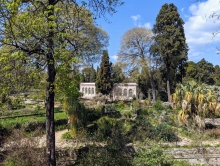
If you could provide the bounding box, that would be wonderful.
[80,82,137,100]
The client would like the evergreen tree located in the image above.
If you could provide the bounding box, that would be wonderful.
[213,65,220,86]
[96,50,113,95]
[112,62,125,83]
[90,64,97,82]
[151,3,188,102]
[82,65,96,82]
[196,58,215,85]
[183,61,197,83]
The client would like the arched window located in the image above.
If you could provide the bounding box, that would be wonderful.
[82,87,84,93]
[92,88,94,94]
[88,88,91,94]
[129,89,133,97]
[124,89,127,97]
[119,88,122,96]
[85,88,88,94]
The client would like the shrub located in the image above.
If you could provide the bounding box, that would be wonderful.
[205,128,220,139]
[77,145,132,166]
[132,140,173,166]
[87,106,102,123]
[3,129,46,166]
[154,124,179,142]
[143,99,151,106]
[61,132,74,139]
[96,116,116,140]
[117,100,125,108]
[0,124,8,146]
[137,107,150,116]
[105,103,116,112]
[153,100,165,111]
[34,105,41,114]
[132,99,140,110]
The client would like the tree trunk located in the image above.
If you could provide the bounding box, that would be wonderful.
[148,88,151,101]
[46,1,56,165]
[149,70,156,101]
[166,65,171,102]
[46,44,56,166]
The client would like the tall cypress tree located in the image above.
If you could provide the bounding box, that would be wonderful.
[90,64,97,82]
[96,50,113,95]
[151,3,188,102]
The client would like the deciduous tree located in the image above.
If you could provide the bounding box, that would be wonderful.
[0,0,123,165]
[117,27,157,100]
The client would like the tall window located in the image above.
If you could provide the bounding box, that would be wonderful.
[119,88,122,96]
[129,89,133,97]
[92,88,94,94]
[88,88,91,94]
[82,87,84,94]
[124,89,127,97]
[85,88,88,94]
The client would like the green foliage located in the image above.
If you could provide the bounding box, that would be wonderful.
[63,100,88,137]
[132,140,173,166]
[117,100,126,109]
[213,65,220,86]
[151,3,188,101]
[111,62,125,83]
[81,64,96,82]
[96,116,116,139]
[95,50,113,95]
[105,103,116,112]
[132,99,140,110]
[77,145,132,166]
[77,121,131,166]
[154,124,179,142]
[86,106,102,123]
[61,131,74,139]
[196,58,215,85]
[153,100,166,111]
[1,112,67,130]
[34,105,41,114]
[127,117,178,142]
[137,107,151,116]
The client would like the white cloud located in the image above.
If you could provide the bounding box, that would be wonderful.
[110,55,118,60]
[131,15,141,26]
[143,22,152,29]
[184,0,220,59]
[181,7,184,12]
[131,15,141,22]
[188,51,203,61]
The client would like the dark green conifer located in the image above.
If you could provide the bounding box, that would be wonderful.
[96,50,113,95]
[151,3,188,102]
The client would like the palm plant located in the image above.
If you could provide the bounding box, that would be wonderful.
[173,80,217,128]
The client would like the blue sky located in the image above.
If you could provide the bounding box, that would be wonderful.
[96,0,220,66]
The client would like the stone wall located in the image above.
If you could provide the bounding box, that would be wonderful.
[171,147,220,165]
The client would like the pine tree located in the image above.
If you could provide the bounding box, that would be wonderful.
[96,50,113,95]
[151,3,188,102]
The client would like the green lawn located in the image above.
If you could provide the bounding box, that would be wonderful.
[1,112,67,129]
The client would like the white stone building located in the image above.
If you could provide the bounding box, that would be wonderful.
[80,82,137,100]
